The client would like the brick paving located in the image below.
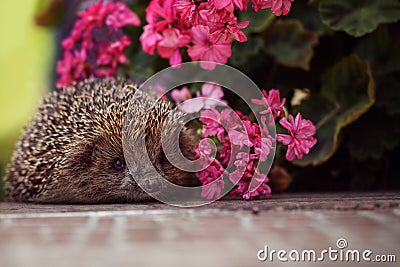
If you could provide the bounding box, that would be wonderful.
[0,192,399,267]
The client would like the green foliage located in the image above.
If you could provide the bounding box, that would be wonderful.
[294,55,375,166]
[355,26,400,76]
[375,75,400,116]
[263,19,319,70]
[346,109,400,161]
[319,0,400,37]
[230,36,264,66]
[239,8,276,34]
[227,0,399,190]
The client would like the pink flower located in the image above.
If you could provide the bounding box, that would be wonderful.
[201,82,224,100]
[145,0,176,27]
[196,159,225,200]
[56,1,140,88]
[250,0,270,12]
[194,138,217,168]
[199,108,226,138]
[95,36,131,77]
[157,28,191,65]
[233,152,250,169]
[196,157,225,200]
[276,113,317,161]
[180,82,226,113]
[228,129,252,148]
[57,49,91,88]
[228,168,245,184]
[210,19,249,43]
[214,0,246,12]
[207,11,249,43]
[243,181,271,200]
[140,25,163,55]
[105,2,141,28]
[171,86,191,104]
[195,107,275,200]
[263,0,294,16]
[56,51,75,88]
[230,168,271,200]
[140,0,192,66]
[219,139,232,165]
[197,138,215,157]
[175,0,208,25]
[187,25,232,70]
[201,178,225,200]
[252,89,286,119]
[254,136,274,161]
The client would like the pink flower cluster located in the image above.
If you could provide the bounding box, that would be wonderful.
[276,113,317,161]
[195,107,274,200]
[192,88,316,200]
[251,89,317,161]
[140,0,294,70]
[172,82,226,113]
[56,1,140,88]
[251,89,286,119]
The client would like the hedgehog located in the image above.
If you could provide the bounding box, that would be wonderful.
[3,78,197,203]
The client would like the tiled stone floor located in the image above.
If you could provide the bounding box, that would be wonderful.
[0,192,399,267]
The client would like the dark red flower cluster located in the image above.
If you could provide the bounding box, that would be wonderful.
[140,0,294,70]
[56,1,140,88]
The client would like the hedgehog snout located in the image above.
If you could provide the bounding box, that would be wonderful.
[141,174,163,194]
[126,168,163,194]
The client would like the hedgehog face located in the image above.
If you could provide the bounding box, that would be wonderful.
[121,128,197,200]
[52,133,140,203]
[62,127,196,203]
[121,114,198,202]
[81,133,161,203]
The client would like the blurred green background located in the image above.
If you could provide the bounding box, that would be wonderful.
[0,0,54,199]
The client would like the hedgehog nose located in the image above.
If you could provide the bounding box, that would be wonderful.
[141,177,162,194]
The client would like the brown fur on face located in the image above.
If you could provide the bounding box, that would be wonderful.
[3,78,198,203]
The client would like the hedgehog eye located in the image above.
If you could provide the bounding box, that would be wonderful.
[113,158,125,171]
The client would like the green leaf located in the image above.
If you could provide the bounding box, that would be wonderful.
[355,26,400,76]
[239,8,275,34]
[347,110,400,160]
[308,0,322,7]
[293,54,375,166]
[229,36,264,66]
[319,0,400,37]
[122,50,156,81]
[288,0,331,35]
[376,75,400,116]
[263,19,319,70]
